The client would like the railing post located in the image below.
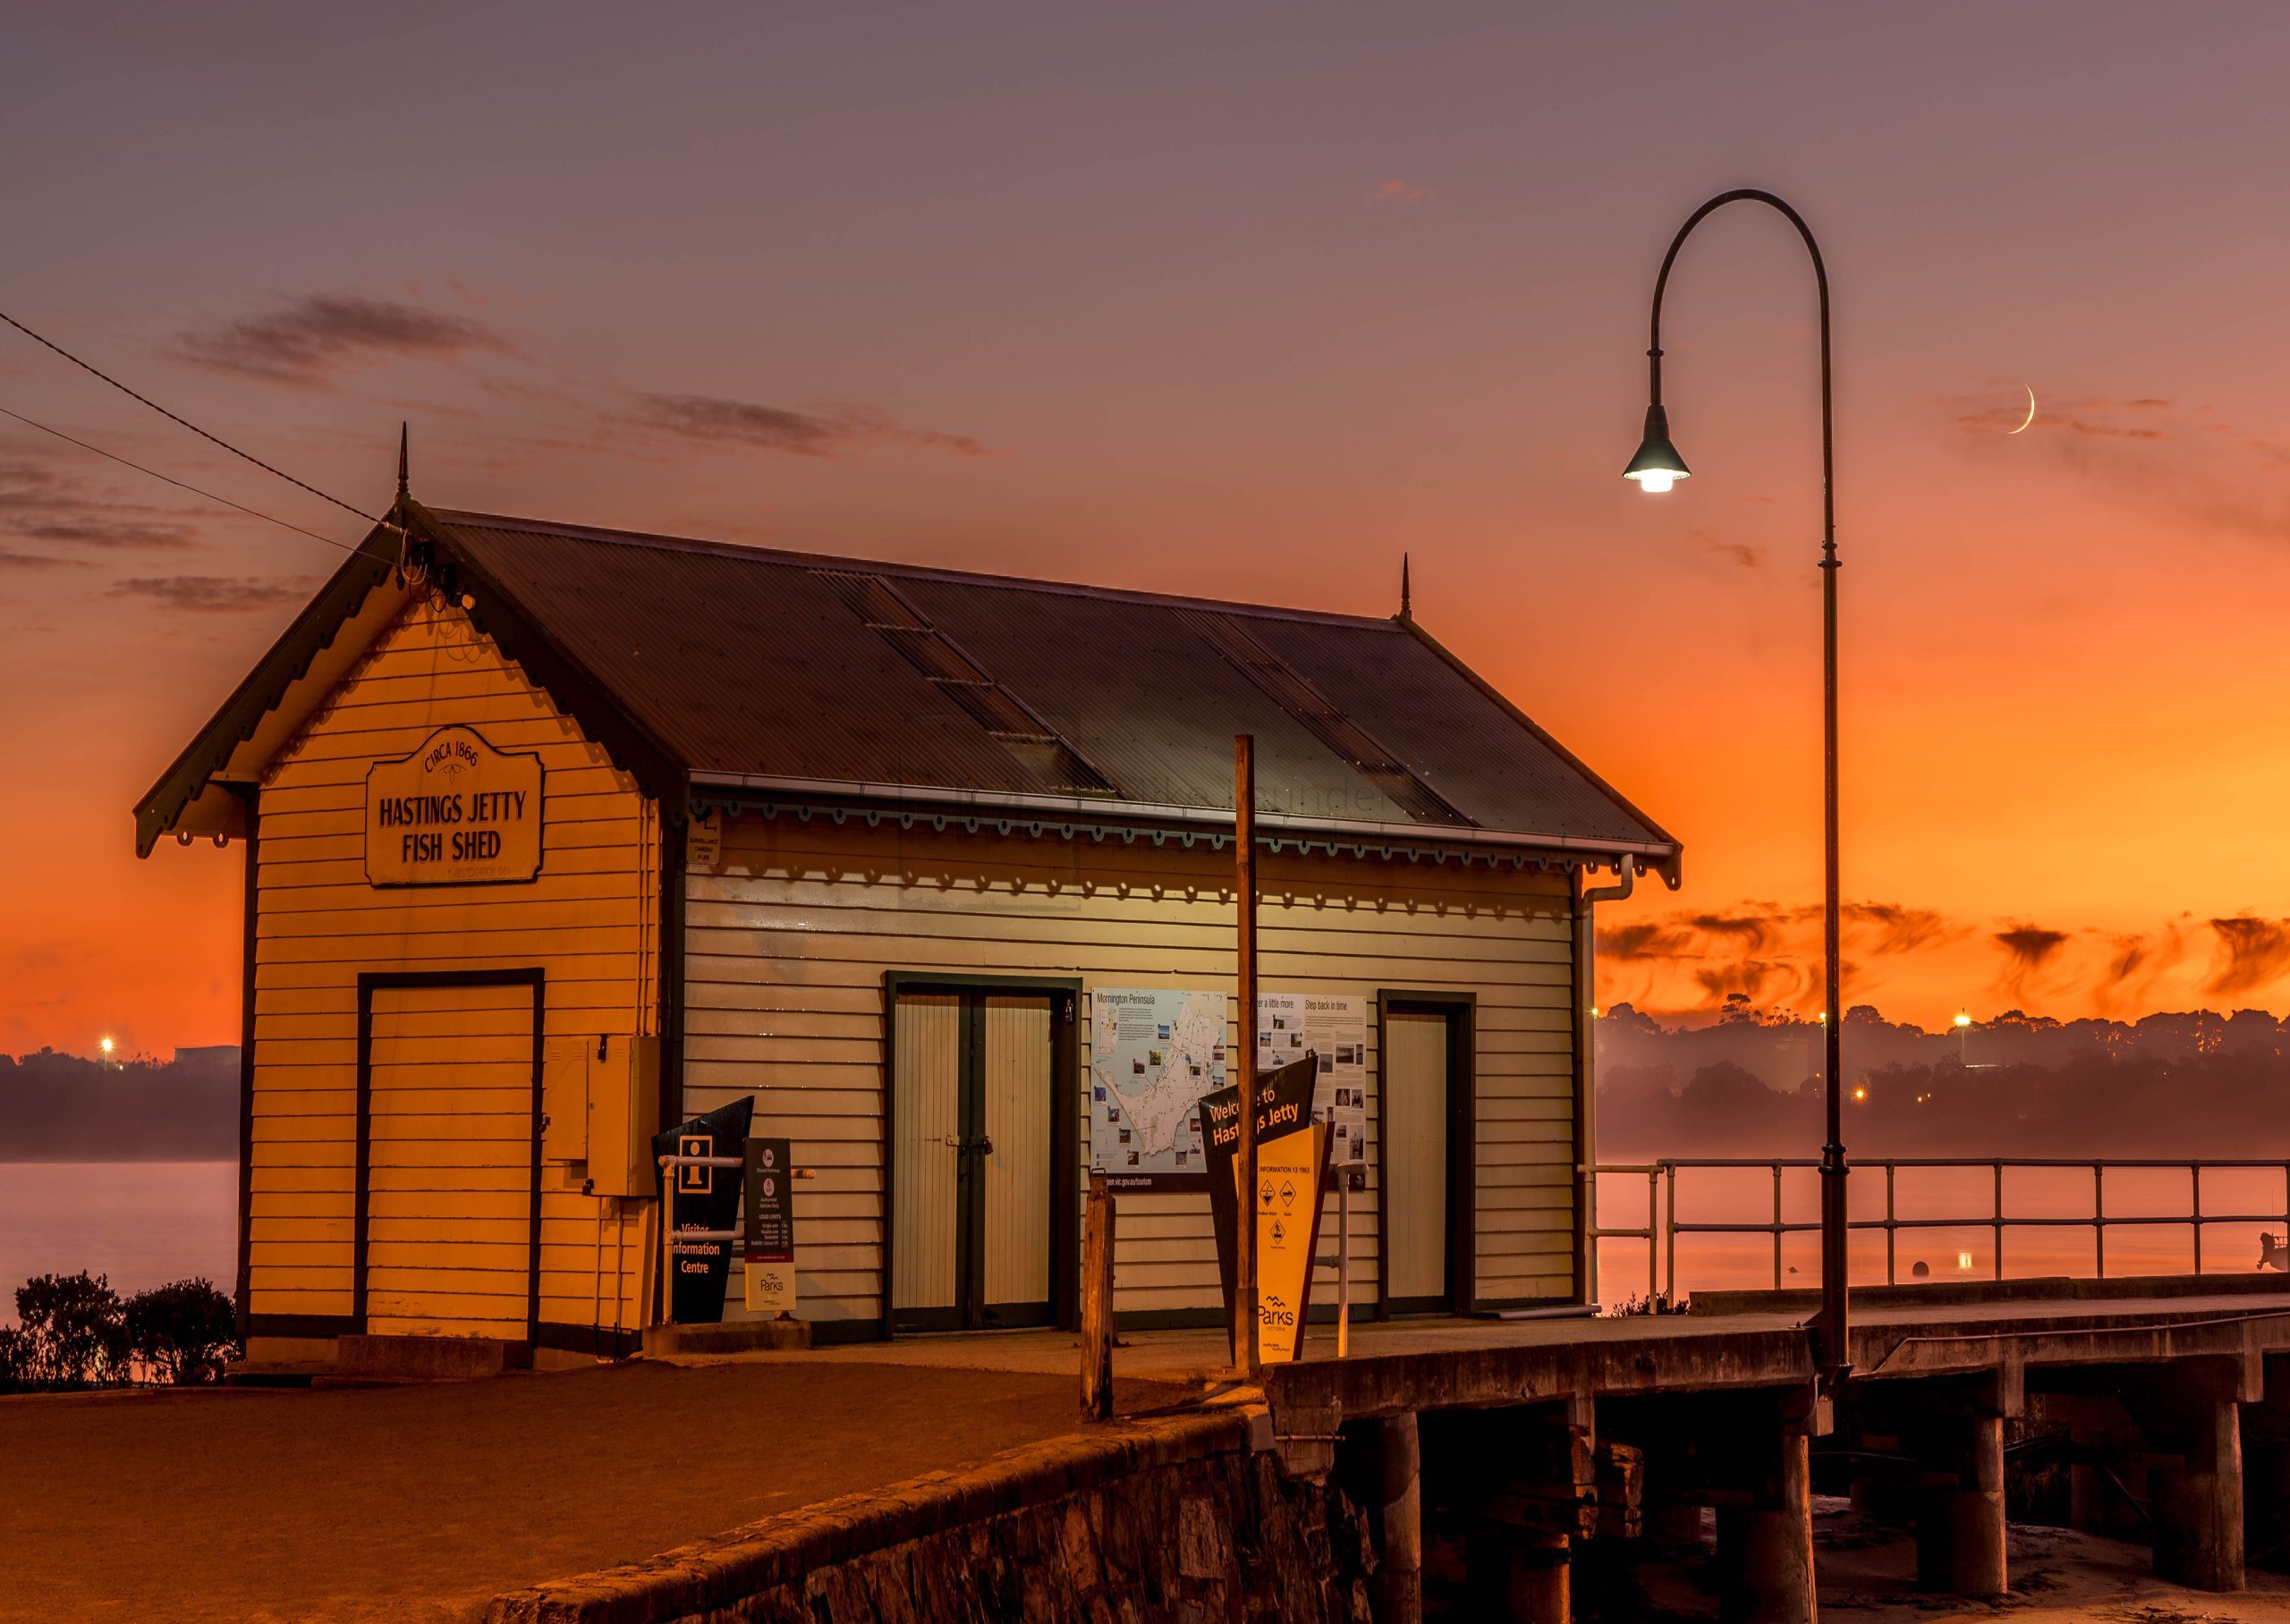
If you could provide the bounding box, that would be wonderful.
[2191,1163,2203,1276]
[1665,1164,1679,1305]
[1647,1168,1660,1305]
[1886,1163,1896,1285]
[2093,1163,2106,1280]
[661,1161,677,1328]
[1993,1161,2005,1281]
[1772,1161,1785,1290]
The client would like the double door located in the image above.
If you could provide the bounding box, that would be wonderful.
[890,987,1056,1332]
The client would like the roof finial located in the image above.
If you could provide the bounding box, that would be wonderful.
[395,421,410,503]
[1400,552,1412,622]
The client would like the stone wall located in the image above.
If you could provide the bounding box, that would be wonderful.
[487,1411,1374,1624]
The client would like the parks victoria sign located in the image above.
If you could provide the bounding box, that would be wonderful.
[364,725,543,885]
[1201,1051,1332,1366]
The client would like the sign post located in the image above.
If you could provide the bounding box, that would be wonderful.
[1233,734,1260,1377]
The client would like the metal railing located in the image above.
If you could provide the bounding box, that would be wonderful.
[1587,1157,2290,1307]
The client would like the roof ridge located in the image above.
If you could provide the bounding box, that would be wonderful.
[427,507,1402,630]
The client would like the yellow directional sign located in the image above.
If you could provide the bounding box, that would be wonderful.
[1202,1053,1331,1365]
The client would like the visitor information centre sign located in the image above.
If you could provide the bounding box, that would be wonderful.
[364,725,543,885]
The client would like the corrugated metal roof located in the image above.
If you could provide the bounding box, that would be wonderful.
[427,509,1678,862]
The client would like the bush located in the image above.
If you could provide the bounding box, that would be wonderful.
[13,1272,129,1387]
[124,1278,240,1384]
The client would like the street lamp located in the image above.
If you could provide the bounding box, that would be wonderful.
[1624,188,1848,1384]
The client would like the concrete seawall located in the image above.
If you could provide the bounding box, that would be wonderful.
[484,1409,1374,1624]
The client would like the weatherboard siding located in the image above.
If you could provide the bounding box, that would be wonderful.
[684,811,1578,1329]
[246,603,658,1344]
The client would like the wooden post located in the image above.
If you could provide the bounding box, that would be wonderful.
[1080,1172,1115,1421]
[1377,1410,1424,1624]
[1234,734,1260,1379]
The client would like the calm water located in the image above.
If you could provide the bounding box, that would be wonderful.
[1597,1163,2290,1305]
[0,1162,237,1320]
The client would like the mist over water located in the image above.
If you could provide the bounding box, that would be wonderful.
[1593,1001,2290,1302]
[0,1162,236,1323]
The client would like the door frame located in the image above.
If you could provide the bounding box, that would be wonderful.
[352,968,547,1343]
[881,972,1082,1338]
[1373,990,1477,1319]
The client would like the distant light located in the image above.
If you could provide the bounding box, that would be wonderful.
[1817,1011,1828,1024]
[1590,1006,1602,1019]
[1957,1251,1974,1273]
[1953,1011,1972,1028]
[1852,1086,1867,1101]
[99,1037,114,1057]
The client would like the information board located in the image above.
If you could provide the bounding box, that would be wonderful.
[1089,988,1226,1190]
[1257,991,1367,1171]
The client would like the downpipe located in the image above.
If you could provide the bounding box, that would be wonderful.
[1577,857,1636,1310]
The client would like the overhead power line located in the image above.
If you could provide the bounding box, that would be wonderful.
[0,402,361,555]
[0,307,380,524]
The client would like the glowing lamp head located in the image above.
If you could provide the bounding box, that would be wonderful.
[1623,403,1691,494]
[99,1036,114,1057]
[1954,1011,1972,1028]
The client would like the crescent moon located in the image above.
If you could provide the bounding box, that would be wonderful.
[2007,385,2036,435]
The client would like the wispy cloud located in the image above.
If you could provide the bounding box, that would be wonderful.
[1597,901,1968,1013]
[1994,923,2071,1004]
[107,575,311,613]
[1367,179,1432,206]
[0,454,199,563]
[0,547,91,571]
[178,294,515,389]
[2205,915,2290,998]
[629,393,988,460]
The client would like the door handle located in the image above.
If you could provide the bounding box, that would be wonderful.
[976,1135,994,1157]
[942,1134,962,1150]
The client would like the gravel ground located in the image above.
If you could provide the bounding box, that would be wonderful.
[0,1359,1186,1623]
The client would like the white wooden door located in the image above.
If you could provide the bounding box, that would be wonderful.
[981,994,1052,1314]
[362,981,537,1340]
[891,990,963,1322]
[1384,1008,1451,1311]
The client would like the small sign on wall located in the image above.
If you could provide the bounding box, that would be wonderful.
[686,809,722,872]
[364,725,543,885]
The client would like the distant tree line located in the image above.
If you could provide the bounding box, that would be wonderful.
[1597,1000,2290,1160]
[0,1046,236,1161]
[0,1273,238,1392]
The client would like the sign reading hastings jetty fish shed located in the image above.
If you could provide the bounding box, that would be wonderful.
[365,725,543,885]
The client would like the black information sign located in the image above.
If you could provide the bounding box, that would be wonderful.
[651,1095,753,1324]
[1200,1052,1327,1363]
[744,1137,794,1260]
[742,1135,797,1317]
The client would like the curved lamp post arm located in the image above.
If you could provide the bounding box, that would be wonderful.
[1645,189,1833,552]
[1638,187,1849,1385]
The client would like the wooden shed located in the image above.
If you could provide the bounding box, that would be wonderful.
[137,481,1679,1366]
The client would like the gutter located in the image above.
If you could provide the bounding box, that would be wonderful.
[687,771,1680,870]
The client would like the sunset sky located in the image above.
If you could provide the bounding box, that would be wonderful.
[6,4,2290,1055]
